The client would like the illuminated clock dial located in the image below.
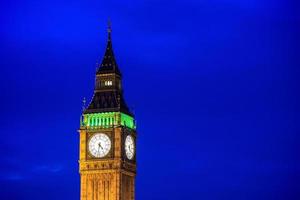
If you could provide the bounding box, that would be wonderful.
[125,135,135,160]
[88,133,111,158]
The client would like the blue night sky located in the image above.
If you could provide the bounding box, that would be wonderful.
[0,0,299,199]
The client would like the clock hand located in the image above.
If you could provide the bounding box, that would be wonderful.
[129,146,133,153]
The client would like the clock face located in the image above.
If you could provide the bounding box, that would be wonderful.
[125,135,135,160]
[88,133,111,158]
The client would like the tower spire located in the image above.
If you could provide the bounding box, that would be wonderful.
[107,18,112,34]
[107,18,112,42]
[84,21,132,116]
[96,20,121,76]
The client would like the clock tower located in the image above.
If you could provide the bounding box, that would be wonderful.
[79,24,136,200]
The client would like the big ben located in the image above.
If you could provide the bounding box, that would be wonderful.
[78,23,136,200]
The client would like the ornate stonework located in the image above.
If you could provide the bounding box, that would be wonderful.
[79,127,136,200]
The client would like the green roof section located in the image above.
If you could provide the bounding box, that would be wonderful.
[120,113,135,129]
[81,112,135,129]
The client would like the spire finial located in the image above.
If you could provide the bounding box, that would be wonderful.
[107,18,112,33]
